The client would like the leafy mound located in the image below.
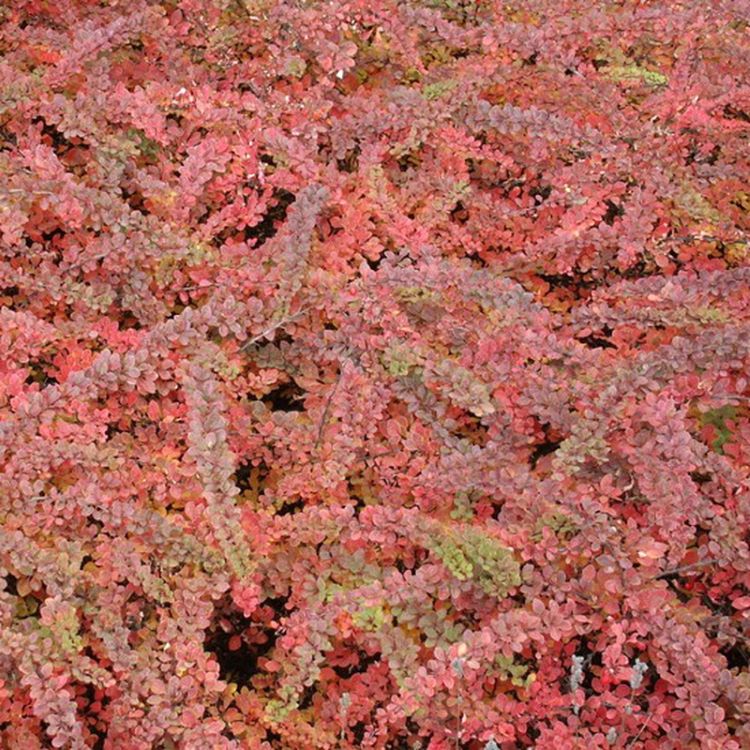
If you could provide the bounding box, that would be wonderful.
[1,1,749,748]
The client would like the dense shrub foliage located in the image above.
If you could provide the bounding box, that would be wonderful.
[1,0,750,747]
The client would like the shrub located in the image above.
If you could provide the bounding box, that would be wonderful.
[1,1,749,747]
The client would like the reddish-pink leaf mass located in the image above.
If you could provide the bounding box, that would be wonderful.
[1,0,749,748]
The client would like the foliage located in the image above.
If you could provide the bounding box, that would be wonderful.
[1,0,750,748]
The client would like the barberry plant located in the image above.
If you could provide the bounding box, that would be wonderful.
[1,0,749,748]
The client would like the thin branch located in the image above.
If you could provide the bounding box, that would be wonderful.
[1,188,56,196]
[314,367,345,450]
[176,283,217,293]
[655,558,718,579]
[626,710,653,749]
[655,233,749,246]
[240,307,309,352]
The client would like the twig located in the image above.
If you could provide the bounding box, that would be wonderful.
[655,558,718,579]
[698,395,750,403]
[655,233,749,246]
[699,617,750,647]
[626,710,653,749]
[314,365,345,449]
[1,188,56,196]
[177,284,217,293]
[240,308,309,352]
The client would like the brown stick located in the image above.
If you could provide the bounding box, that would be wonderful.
[655,558,718,579]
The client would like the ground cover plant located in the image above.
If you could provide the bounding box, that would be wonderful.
[1,0,749,747]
